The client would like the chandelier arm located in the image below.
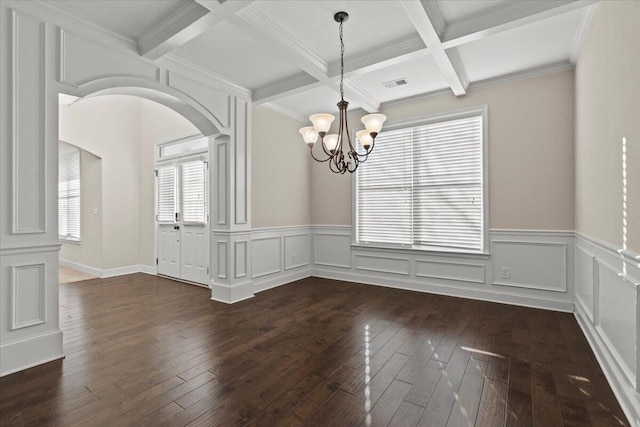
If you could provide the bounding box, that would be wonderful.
[350,133,375,158]
[309,145,332,163]
[319,135,334,158]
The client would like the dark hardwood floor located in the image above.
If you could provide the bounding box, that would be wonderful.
[0,273,629,426]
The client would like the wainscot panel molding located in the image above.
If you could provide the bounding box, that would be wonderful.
[573,232,640,426]
[251,226,311,294]
[311,227,575,312]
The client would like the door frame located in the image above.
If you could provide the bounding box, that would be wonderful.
[154,134,212,287]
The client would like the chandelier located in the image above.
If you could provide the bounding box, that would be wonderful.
[298,12,386,174]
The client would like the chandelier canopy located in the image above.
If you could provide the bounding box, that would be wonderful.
[299,11,386,174]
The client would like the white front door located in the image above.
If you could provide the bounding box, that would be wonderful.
[155,155,210,286]
[158,223,180,277]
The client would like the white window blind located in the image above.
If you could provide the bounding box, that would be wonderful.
[156,166,177,223]
[357,115,484,252]
[59,148,80,241]
[180,160,208,223]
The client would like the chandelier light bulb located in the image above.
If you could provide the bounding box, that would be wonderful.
[356,129,373,150]
[361,114,387,135]
[299,126,318,146]
[323,134,340,152]
[309,114,335,134]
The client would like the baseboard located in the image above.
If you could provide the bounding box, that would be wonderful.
[60,259,156,279]
[139,265,156,275]
[59,258,102,277]
[311,268,574,313]
[253,268,311,293]
[0,329,64,377]
[574,300,640,426]
[210,280,255,304]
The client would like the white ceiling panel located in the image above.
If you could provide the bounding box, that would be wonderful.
[274,86,353,123]
[252,0,416,64]
[350,55,450,103]
[457,8,585,83]
[437,0,511,23]
[171,21,302,90]
[49,0,189,39]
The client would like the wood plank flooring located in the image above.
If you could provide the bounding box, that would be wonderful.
[0,273,629,426]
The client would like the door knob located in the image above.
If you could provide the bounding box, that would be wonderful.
[174,225,180,230]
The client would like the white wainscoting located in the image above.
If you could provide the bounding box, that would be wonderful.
[0,247,63,376]
[311,226,575,312]
[250,226,311,294]
[573,232,640,426]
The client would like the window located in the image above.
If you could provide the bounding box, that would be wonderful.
[155,160,208,224]
[356,109,486,253]
[59,147,81,241]
[180,160,208,223]
[156,166,177,223]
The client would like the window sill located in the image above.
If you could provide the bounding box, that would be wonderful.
[60,238,81,245]
[351,243,490,259]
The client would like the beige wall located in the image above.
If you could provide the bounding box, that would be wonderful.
[59,144,103,269]
[575,1,640,252]
[311,70,576,231]
[252,105,311,228]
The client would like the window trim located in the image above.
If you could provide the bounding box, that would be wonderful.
[352,104,489,255]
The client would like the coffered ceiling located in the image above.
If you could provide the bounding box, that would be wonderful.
[47,0,599,121]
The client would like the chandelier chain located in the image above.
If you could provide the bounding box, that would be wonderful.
[339,19,344,101]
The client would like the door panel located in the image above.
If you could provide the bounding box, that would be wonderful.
[157,224,180,278]
[180,224,209,284]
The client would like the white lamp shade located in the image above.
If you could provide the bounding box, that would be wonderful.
[309,114,335,133]
[356,129,373,149]
[323,134,339,152]
[361,113,387,133]
[299,126,318,144]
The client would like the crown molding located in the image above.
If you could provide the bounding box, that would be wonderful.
[262,103,307,123]
[570,3,599,64]
[468,60,574,91]
[422,0,447,38]
[138,1,209,58]
[442,0,600,49]
[253,72,321,104]
[375,60,574,111]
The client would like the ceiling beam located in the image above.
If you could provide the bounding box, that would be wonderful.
[254,34,429,105]
[253,72,323,105]
[400,0,468,96]
[441,0,600,49]
[227,5,381,112]
[138,0,254,60]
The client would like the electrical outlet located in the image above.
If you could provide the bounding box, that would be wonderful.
[92,206,98,215]
[292,254,297,263]
[88,249,92,259]
[500,267,510,279]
